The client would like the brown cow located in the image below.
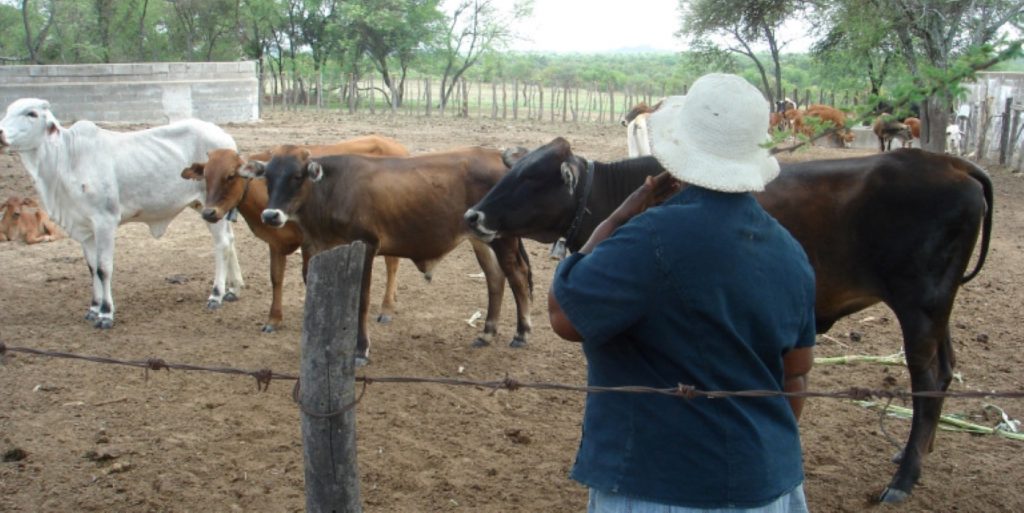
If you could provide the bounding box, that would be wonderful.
[0,195,63,244]
[902,117,922,148]
[464,138,992,503]
[804,104,856,147]
[182,135,409,333]
[873,115,911,152]
[246,146,534,366]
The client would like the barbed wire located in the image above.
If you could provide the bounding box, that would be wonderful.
[4,341,1024,403]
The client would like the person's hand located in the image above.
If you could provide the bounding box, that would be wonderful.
[608,171,682,224]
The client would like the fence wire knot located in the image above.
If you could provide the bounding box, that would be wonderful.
[0,341,6,356]
[501,376,522,392]
[253,369,273,392]
[848,387,875,401]
[675,384,698,399]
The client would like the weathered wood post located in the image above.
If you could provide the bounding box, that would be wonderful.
[300,242,366,513]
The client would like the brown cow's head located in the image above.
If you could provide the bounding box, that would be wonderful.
[182,148,248,223]
[0,195,25,241]
[464,137,581,244]
[242,146,320,228]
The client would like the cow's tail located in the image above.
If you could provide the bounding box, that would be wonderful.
[517,238,534,299]
[962,162,993,284]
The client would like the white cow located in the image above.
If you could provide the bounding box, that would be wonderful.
[945,124,964,156]
[0,98,244,328]
[621,100,664,157]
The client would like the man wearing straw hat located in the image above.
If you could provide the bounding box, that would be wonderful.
[548,73,816,512]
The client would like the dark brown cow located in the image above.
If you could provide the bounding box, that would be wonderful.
[464,137,992,504]
[874,115,912,152]
[245,146,534,366]
[0,195,63,244]
[182,135,409,332]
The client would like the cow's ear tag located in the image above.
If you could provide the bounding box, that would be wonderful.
[307,161,324,182]
[560,162,577,192]
[549,238,568,260]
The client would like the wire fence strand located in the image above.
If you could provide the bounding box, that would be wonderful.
[4,341,1024,403]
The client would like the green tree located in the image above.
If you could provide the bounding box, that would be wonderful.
[435,0,530,115]
[680,0,804,107]
[886,0,1024,151]
[340,0,443,108]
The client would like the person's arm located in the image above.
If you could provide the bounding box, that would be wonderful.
[547,172,681,342]
[782,346,814,421]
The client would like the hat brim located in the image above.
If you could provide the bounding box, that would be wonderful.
[647,94,779,193]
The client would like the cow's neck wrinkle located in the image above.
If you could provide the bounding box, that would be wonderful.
[16,129,79,232]
[568,157,660,251]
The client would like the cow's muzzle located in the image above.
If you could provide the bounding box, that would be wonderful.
[201,207,221,223]
[464,209,496,242]
[261,208,287,228]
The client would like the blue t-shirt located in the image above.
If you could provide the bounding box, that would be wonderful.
[552,185,816,509]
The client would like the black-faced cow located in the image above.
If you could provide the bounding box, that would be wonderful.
[245,146,533,366]
[464,137,992,504]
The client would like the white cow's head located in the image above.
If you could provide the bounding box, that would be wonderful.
[0,98,62,152]
[945,124,963,156]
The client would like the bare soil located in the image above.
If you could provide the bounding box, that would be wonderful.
[1,111,1023,513]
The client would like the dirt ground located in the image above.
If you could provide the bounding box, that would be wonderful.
[1,110,1023,513]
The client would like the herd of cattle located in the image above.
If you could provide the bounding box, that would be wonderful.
[0,96,995,503]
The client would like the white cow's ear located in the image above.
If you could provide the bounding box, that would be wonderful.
[43,110,60,136]
[307,161,324,182]
[240,160,266,178]
[560,162,577,192]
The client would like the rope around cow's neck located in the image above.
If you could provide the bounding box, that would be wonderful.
[550,159,594,259]
[226,177,254,222]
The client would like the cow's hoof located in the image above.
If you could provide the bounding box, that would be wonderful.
[223,292,239,302]
[354,355,370,367]
[94,318,113,329]
[509,337,527,348]
[878,487,910,504]
[206,299,222,310]
[376,313,392,325]
[261,324,277,333]
[85,310,98,322]
[471,337,491,348]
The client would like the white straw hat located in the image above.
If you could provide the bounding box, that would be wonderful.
[647,73,779,192]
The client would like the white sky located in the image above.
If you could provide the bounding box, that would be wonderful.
[479,0,815,54]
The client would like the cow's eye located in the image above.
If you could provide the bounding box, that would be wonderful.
[26,111,38,118]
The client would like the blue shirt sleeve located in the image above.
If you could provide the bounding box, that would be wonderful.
[795,277,817,349]
[551,216,661,346]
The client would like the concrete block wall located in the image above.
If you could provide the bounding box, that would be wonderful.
[0,61,259,124]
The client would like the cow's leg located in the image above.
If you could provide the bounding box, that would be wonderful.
[377,256,400,324]
[203,218,239,309]
[879,305,955,504]
[223,222,244,299]
[354,246,376,367]
[490,237,533,348]
[468,238,505,348]
[80,236,102,323]
[262,246,286,333]
[92,222,116,329]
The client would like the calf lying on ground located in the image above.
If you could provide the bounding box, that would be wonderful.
[0,195,63,244]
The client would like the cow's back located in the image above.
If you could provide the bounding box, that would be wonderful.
[300,147,508,259]
[759,149,988,328]
[83,119,237,223]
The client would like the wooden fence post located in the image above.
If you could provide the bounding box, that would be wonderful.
[999,97,1013,165]
[300,242,366,513]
